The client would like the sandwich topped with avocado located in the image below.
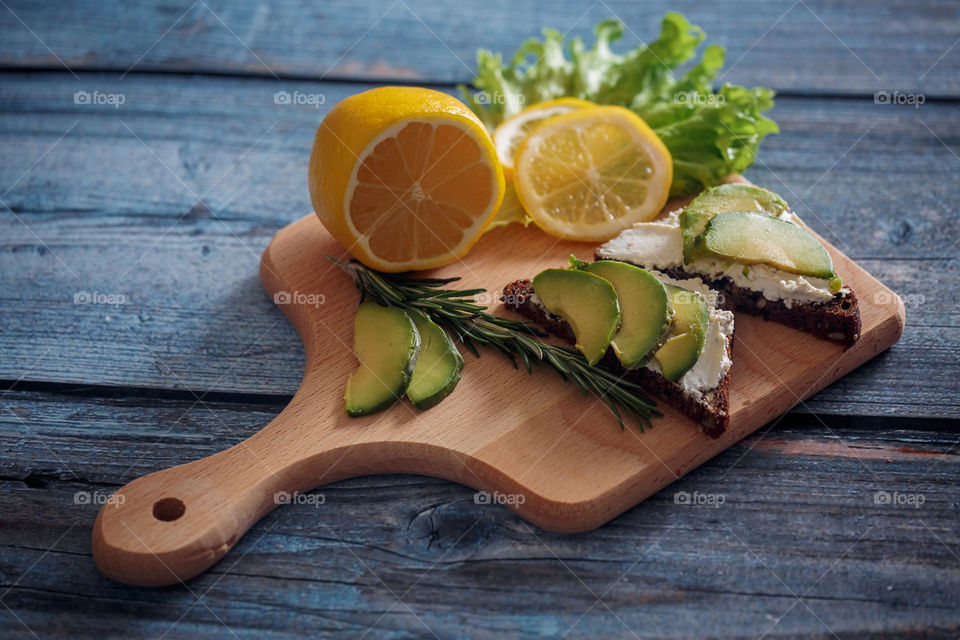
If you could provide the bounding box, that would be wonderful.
[502,184,862,437]
[596,184,861,347]
[504,259,735,437]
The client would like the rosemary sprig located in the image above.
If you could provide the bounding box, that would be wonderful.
[328,256,661,430]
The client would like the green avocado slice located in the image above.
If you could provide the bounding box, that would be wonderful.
[532,268,621,366]
[345,302,420,417]
[702,211,835,279]
[653,284,709,382]
[405,309,464,410]
[581,260,673,369]
[680,184,789,263]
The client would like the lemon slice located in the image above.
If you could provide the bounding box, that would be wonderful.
[513,106,672,242]
[492,98,594,182]
[309,86,505,272]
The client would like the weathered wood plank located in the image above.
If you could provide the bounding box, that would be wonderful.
[0,0,957,96]
[2,73,956,258]
[0,390,958,638]
[1,74,958,416]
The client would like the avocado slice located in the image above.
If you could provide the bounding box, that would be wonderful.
[653,284,709,382]
[702,211,835,279]
[680,184,789,263]
[405,309,464,410]
[581,260,674,369]
[345,302,420,417]
[532,268,620,366]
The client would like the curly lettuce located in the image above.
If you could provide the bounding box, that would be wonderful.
[460,13,778,197]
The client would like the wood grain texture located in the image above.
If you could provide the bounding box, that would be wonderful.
[1,74,957,416]
[2,390,958,638]
[0,2,956,635]
[88,199,904,586]
[0,0,958,95]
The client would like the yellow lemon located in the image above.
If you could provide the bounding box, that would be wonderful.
[491,97,594,182]
[309,86,505,272]
[513,106,672,242]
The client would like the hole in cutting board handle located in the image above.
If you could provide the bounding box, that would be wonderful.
[152,497,186,522]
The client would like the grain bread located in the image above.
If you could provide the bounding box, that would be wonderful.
[502,279,732,438]
[594,255,862,349]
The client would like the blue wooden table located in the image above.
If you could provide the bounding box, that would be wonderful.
[1,1,958,638]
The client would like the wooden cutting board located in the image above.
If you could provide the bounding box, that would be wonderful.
[92,190,905,587]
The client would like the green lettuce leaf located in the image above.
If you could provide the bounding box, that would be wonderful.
[459,12,778,197]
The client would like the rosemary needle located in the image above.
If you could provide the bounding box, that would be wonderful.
[328,256,661,430]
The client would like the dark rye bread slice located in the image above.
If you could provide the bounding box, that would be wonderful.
[502,279,732,438]
[594,253,862,349]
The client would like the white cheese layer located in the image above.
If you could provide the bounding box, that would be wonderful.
[526,272,734,396]
[643,273,734,398]
[597,210,848,309]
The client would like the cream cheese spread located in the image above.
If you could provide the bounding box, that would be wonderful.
[643,272,734,398]
[597,210,848,309]
[526,271,734,396]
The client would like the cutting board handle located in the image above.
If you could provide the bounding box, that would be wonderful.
[91,399,334,587]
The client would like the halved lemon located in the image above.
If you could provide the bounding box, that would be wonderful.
[492,97,594,182]
[309,86,505,272]
[513,106,673,242]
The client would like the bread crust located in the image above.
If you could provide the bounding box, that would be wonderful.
[502,279,731,438]
[593,253,862,349]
